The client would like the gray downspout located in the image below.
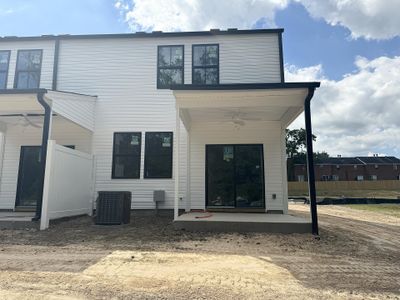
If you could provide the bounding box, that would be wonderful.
[278,32,285,83]
[52,38,60,91]
[304,87,319,235]
[32,91,51,221]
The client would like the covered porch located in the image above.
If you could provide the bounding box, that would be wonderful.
[0,89,97,229]
[172,83,320,234]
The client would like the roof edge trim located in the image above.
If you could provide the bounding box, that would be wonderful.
[0,88,48,95]
[171,82,321,91]
[0,28,284,42]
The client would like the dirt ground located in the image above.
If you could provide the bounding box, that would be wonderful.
[0,204,399,299]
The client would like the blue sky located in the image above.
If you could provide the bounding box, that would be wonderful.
[1,0,399,156]
[275,2,400,80]
[1,0,399,81]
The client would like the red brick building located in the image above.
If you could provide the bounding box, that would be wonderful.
[293,156,400,182]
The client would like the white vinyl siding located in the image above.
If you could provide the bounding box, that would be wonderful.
[55,33,280,209]
[0,40,55,89]
[47,91,96,131]
[0,32,283,210]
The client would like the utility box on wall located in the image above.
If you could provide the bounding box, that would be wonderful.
[153,190,165,214]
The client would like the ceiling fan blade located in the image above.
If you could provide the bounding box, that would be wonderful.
[216,119,245,126]
[22,115,42,128]
[232,119,245,126]
[239,116,262,121]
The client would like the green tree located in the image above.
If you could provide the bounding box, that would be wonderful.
[285,128,316,159]
[286,129,329,180]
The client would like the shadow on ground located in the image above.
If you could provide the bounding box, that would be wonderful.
[0,208,399,296]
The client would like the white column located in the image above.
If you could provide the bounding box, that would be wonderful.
[0,127,6,194]
[174,107,180,220]
[185,129,191,212]
[281,127,289,214]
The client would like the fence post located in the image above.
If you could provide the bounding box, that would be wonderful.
[40,140,55,230]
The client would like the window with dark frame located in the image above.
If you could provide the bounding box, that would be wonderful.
[192,44,219,85]
[112,132,142,179]
[157,45,184,88]
[144,132,173,178]
[0,51,10,89]
[14,49,42,89]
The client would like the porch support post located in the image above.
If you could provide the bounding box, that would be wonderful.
[304,87,319,235]
[33,92,52,221]
[174,106,180,220]
[185,130,191,212]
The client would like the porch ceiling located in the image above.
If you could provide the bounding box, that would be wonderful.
[0,89,97,132]
[173,86,313,128]
[0,93,43,115]
[187,106,289,122]
[174,88,309,109]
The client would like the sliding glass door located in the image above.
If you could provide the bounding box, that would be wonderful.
[206,144,265,209]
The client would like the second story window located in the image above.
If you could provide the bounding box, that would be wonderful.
[192,44,219,85]
[157,45,184,89]
[14,49,42,89]
[0,51,10,89]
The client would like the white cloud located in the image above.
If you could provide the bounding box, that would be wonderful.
[115,0,400,40]
[286,56,400,157]
[115,0,289,32]
[297,0,400,40]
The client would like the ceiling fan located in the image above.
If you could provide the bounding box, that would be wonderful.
[6,114,42,129]
[221,109,262,126]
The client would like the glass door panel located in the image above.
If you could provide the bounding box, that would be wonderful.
[235,145,264,208]
[15,146,42,208]
[206,145,235,207]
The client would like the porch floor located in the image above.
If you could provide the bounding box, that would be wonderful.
[0,212,37,229]
[174,212,311,233]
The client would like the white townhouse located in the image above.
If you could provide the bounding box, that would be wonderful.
[0,29,320,233]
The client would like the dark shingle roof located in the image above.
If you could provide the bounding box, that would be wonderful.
[315,156,400,165]
[320,157,361,165]
[356,156,400,164]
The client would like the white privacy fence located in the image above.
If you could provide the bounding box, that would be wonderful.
[40,140,93,230]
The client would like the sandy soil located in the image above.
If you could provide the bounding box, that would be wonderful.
[0,205,399,299]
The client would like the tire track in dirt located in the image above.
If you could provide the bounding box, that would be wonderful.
[290,204,400,252]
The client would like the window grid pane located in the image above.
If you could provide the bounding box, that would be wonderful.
[0,72,6,89]
[113,155,141,179]
[0,51,10,89]
[112,132,142,179]
[0,51,10,71]
[15,50,42,89]
[157,46,184,88]
[192,44,219,85]
[145,132,173,178]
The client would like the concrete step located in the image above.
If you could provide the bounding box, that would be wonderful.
[0,212,38,229]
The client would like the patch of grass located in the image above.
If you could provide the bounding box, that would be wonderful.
[290,190,400,199]
[346,204,400,217]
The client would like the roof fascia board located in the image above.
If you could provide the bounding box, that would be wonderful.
[171,82,321,90]
[0,28,284,42]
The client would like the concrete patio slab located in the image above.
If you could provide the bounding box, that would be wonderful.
[174,212,311,233]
